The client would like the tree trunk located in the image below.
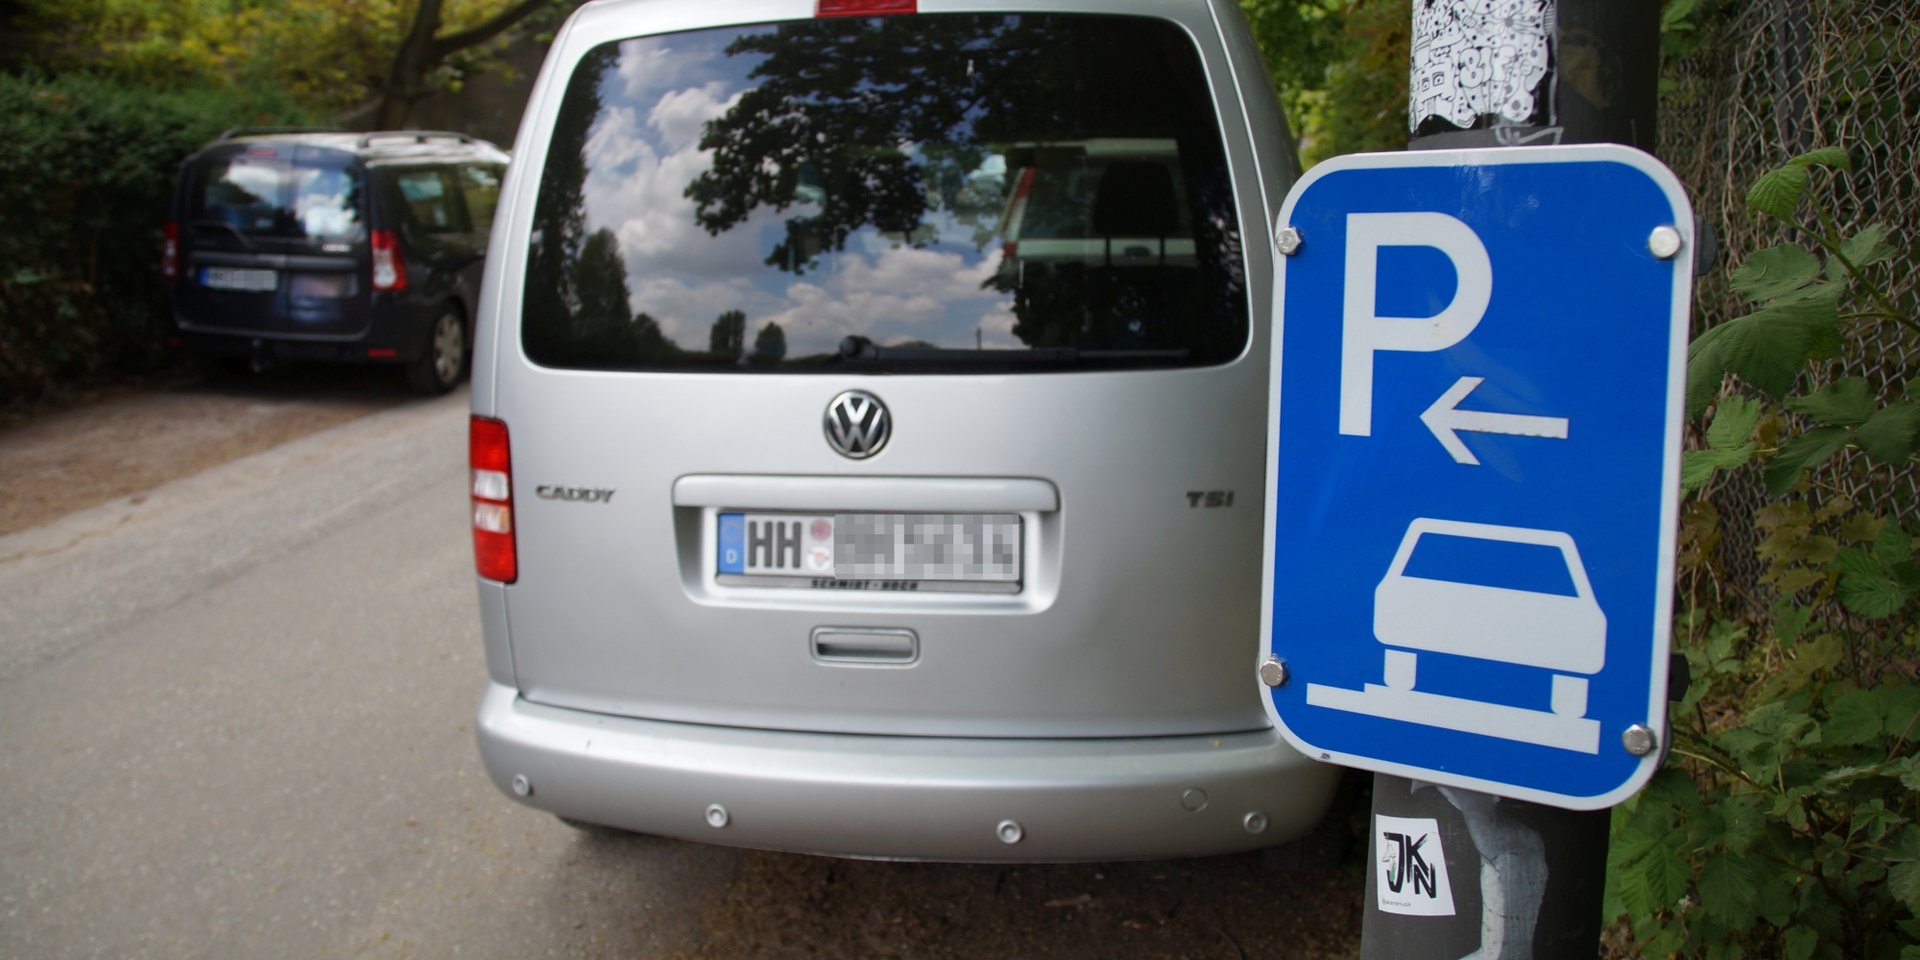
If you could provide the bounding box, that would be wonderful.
[369,0,559,131]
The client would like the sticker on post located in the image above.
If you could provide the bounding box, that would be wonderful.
[1375,814,1456,917]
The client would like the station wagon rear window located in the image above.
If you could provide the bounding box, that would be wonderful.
[191,150,364,241]
[522,14,1248,373]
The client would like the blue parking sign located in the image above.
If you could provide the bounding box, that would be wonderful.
[1260,145,1692,809]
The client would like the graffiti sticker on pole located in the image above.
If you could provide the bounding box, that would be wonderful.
[1375,815,1457,917]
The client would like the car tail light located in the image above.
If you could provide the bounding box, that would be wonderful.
[817,0,914,16]
[161,221,180,282]
[371,229,408,292]
[471,416,517,583]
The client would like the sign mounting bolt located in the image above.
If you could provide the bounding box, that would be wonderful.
[1259,655,1290,688]
[1275,226,1304,256]
[1647,226,1683,260]
[1621,724,1659,756]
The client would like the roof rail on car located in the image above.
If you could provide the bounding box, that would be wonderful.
[217,126,345,141]
[356,130,478,148]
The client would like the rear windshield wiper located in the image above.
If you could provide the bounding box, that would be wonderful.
[189,219,258,251]
[833,335,1188,368]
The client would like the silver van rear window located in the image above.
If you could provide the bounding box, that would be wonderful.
[521,13,1248,373]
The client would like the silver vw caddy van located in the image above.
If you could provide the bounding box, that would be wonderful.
[470,0,1338,861]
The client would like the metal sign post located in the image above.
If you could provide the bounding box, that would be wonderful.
[1259,2,1671,956]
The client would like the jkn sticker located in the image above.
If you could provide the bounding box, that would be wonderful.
[1375,815,1456,917]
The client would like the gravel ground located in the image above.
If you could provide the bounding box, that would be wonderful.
[0,365,415,536]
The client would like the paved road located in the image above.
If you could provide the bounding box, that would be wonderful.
[0,391,736,958]
[0,389,1361,959]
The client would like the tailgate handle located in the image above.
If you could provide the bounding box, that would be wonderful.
[811,627,918,665]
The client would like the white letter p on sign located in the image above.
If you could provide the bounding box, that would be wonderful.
[1339,213,1492,436]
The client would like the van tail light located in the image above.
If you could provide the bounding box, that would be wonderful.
[161,221,180,282]
[471,416,517,583]
[371,229,408,292]
[817,0,915,15]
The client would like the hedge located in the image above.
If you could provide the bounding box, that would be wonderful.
[0,73,311,403]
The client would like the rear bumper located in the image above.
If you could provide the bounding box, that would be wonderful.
[474,681,1341,861]
[170,294,441,363]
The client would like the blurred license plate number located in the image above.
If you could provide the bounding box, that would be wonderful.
[202,267,278,292]
[718,513,1020,582]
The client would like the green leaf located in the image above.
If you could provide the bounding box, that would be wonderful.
[1749,163,1810,218]
[1660,0,1698,30]
[1699,855,1759,927]
[1890,827,1920,912]
[1687,401,1763,486]
[1706,394,1765,446]
[1730,245,1821,300]
[1875,522,1915,564]
[1684,451,1734,491]
[1722,794,1767,854]
[1611,834,1673,917]
[1759,872,1798,927]
[1854,402,1920,463]
[1768,281,1846,308]
[1833,222,1897,274]
[1890,756,1920,791]
[1686,299,1842,414]
[1838,568,1909,618]
[1823,688,1884,746]
[1644,767,1701,809]
[1771,599,1814,647]
[1880,687,1920,741]
[1850,798,1903,842]
[1833,547,1883,578]
[1785,925,1821,960]
[1763,425,1852,495]
[1785,378,1873,426]
[1816,764,1884,797]
[1787,146,1852,171]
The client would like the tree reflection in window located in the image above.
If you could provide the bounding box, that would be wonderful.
[523,15,1247,371]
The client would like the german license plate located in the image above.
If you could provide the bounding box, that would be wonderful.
[201,267,278,292]
[717,512,1020,583]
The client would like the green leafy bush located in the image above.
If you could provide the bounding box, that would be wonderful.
[1607,150,1919,958]
[0,73,310,404]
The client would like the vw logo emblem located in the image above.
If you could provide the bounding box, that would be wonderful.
[824,390,890,459]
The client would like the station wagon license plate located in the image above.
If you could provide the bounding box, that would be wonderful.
[718,512,1020,585]
[201,267,278,292]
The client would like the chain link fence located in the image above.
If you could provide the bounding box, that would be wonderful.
[1659,0,1919,608]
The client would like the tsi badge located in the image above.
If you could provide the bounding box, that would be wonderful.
[1261,144,1691,810]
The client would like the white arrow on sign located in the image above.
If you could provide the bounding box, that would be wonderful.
[1421,376,1569,465]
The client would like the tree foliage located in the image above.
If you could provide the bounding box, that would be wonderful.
[1237,0,1410,166]
[16,0,564,125]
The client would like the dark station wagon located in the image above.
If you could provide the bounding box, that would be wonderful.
[164,129,510,393]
